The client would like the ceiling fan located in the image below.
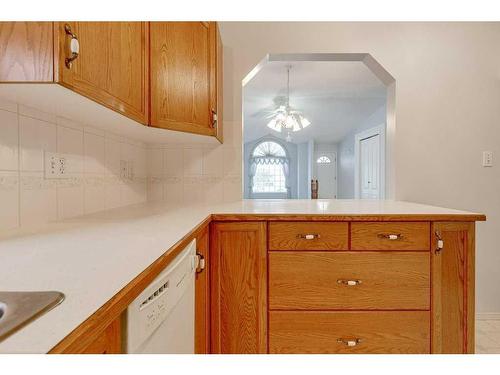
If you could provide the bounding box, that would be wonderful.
[250,65,312,142]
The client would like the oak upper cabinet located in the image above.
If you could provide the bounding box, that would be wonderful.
[55,22,149,124]
[210,222,267,353]
[149,22,223,142]
[432,222,475,354]
[0,22,53,82]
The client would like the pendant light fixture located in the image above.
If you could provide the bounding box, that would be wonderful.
[266,65,311,141]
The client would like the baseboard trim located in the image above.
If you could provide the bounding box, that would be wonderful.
[477,313,500,320]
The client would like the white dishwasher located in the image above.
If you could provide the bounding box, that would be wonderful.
[125,239,197,353]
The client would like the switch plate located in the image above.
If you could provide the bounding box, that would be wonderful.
[44,152,69,179]
[483,151,493,167]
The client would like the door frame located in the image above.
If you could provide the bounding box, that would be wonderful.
[354,124,385,199]
[314,151,337,199]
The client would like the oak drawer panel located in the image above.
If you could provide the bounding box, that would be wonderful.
[269,311,430,354]
[351,222,430,251]
[269,252,430,310]
[268,222,348,250]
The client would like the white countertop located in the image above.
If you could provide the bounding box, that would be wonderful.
[0,199,483,353]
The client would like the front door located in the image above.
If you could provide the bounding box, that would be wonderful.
[314,152,337,199]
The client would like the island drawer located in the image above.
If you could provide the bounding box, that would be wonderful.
[268,222,348,250]
[350,222,430,251]
[269,311,430,354]
[269,251,430,310]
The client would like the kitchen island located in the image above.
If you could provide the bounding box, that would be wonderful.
[0,200,485,354]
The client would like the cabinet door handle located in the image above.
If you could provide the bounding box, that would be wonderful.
[195,252,205,273]
[337,279,362,286]
[337,338,362,347]
[211,109,218,128]
[377,233,402,240]
[64,24,80,69]
[297,233,321,240]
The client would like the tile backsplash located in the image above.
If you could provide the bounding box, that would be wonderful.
[0,96,243,231]
[0,97,148,231]
[146,142,242,206]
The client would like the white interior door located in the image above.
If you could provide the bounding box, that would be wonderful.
[359,134,380,199]
[314,152,337,199]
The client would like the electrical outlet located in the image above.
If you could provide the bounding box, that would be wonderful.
[45,152,69,179]
[483,151,493,167]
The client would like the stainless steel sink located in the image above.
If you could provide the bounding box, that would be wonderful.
[0,291,65,342]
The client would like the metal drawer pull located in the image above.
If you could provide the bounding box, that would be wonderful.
[297,234,321,240]
[377,233,402,240]
[337,338,362,347]
[337,279,362,286]
[64,24,80,69]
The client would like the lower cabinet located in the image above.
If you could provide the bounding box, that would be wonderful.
[209,220,476,354]
[210,222,267,354]
[80,318,121,354]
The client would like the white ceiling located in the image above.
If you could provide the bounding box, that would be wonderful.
[243,61,387,144]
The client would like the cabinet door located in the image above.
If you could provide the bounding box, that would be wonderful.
[0,22,53,82]
[56,22,149,124]
[210,222,267,353]
[80,317,121,354]
[432,222,475,353]
[150,22,218,137]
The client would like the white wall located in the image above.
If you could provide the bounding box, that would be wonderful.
[218,22,500,314]
[338,105,386,198]
[297,142,309,198]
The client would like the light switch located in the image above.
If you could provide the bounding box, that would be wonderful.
[482,151,493,167]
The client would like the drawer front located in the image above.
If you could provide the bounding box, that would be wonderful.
[269,222,348,250]
[351,222,430,251]
[269,252,430,310]
[269,311,430,354]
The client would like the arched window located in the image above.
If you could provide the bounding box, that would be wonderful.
[316,155,332,164]
[249,141,289,195]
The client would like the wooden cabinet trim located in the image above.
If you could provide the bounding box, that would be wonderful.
[210,214,485,222]
[195,225,210,354]
[79,317,121,354]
